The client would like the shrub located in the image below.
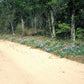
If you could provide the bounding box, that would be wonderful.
[43,46,53,52]
[17,38,27,44]
[67,40,72,43]
[5,36,9,39]
[76,27,84,39]
[10,37,15,42]
[52,41,58,47]
[60,41,65,45]
[61,43,84,56]
[27,38,35,44]
[44,40,51,46]
[56,23,70,34]
[34,40,44,48]
[60,52,65,58]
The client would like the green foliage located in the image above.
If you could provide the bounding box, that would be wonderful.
[29,6,33,10]
[17,38,27,44]
[60,43,84,56]
[15,24,22,34]
[67,40,72,43]
[56,22,70,34]
[60,52,65,58]
[76,27,84,39]
[52,41,58,47]
[27,38,35,44]
[34,40,44,48]
[48,0,64,5]
[0,0,83,40]
[44,46,53,52]
[10,37,15,42]
[0,35,9,39]
[44,40,51,46]
[5,36,9,39]
[60,41,65,45]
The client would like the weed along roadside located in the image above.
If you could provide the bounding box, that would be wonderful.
[0,34,84,63]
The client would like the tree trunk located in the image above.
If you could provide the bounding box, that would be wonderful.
[21,17,25,36]
[34,16,37,33]
[48,15,52,36]
[32,19,34,29]
[6,0,15,35]
[50,10,56,38]
[10,21,15,35]
[71,0,75,42]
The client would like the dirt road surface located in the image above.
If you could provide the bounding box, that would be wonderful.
[0,40,84,84]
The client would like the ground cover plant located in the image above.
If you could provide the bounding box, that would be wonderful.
[0,34,84,63]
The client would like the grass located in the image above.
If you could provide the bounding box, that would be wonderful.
[0,34,84,63]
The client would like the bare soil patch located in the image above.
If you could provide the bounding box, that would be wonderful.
[0,40,84,84]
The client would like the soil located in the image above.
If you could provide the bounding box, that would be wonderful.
[0,40,84,84]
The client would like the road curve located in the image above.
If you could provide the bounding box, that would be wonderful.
[0,40,84,84]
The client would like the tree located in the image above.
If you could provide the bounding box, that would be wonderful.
[4,0,16,35]
[0,0,83,40]
[15,0,26,36]
[70,0,75,42]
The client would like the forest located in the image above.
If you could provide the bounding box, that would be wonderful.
[0,0,84,41]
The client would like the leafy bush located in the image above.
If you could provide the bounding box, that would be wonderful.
[17,38,23,42]
[27,38,35,44]
[52,41,58,47]
[67,40,72,43]
[10,37,15,42]
[60,52,65,58]
[5,36,9,39]
[60,41,65,45]
[17,38,27,44]
[34,40,44,48]
[61,43,84,56]
[43,46,53,52]
[44,40,51,46]
[0,35,8,39]
[76,27,84,39]
[50,38,57,41]
[56,22,70,34]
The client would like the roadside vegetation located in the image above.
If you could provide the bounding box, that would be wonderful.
[0,34,84,63]
[0,0,84,63]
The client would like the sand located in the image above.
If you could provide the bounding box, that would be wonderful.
[0,40,84,84]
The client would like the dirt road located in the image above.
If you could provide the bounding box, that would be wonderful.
[0,40,84,84]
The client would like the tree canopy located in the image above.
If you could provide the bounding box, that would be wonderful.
[0,0,84,41]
